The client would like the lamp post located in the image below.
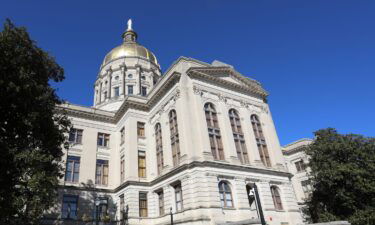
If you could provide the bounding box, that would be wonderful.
[253,183,266,225]
[95,198,100,225]
[170,207,174,225]
[123,205,129,225]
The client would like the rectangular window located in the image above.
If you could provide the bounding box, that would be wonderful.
[120,156,125,183]
[104,91,108,99]
[95,159,109,186]
[120,127,125,145]
[119,195,125,220]
[157,191,164,216]
[141,86,147,96]
[139,192,148,217]
[65,156,80,183]
[62,195,78,220]
[295,160,306,172]
[127,85,133,95]
[97,133,110,147]
[138,151,146,178]
[97,198,108,221]
[137,122,145,138]
[174,183,183,212]
[301,180,312,197]
[114,86,120,97]
[69,128,83,144]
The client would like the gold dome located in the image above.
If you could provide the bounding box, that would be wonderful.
[102,42,158,66]
[102,21,158,66]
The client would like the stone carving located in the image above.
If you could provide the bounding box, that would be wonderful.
[218,94,227,103]
[171,89,181,102]
[193,85,203,96]
[149,88,180,123]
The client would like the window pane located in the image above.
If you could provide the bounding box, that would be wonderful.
[62,195,78,219]
[226,193,232,201]
[65,172,72,182]
[69,130,75,142]
[73,172,79,183]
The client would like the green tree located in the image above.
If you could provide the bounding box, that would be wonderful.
[0,19,70,224]
[304,128,375,225]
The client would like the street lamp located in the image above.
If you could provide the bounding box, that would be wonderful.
[122,205,129,225]
[250,183,266,225]
[95,197,101,225]
[170,207,174,225]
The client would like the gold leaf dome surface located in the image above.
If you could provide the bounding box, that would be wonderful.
[102,42,158,66]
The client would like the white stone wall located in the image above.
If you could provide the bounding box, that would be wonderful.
[48,58,304,225]
[282,139,312,204]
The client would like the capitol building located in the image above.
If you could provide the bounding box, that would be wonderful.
[45,20,310,225]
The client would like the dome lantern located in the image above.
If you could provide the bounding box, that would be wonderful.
[122,19,137,43]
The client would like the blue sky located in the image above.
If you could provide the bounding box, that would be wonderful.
[1,0,374,145]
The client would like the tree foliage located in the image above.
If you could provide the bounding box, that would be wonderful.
[304,128,375,225]
[0,19,70,224]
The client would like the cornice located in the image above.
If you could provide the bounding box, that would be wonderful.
[113,160,292,192]
[282,145,309,156]
[149,87,180,124]
[187,67,268,100]
[147,72,181,108]
[55,104,115,123]
[60,160,292,193]
[193,84,269,115]
[61,72,182,124]
[282,138,313,155]
[282,138,313,149]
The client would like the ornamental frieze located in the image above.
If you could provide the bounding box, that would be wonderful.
[193,84,269,114]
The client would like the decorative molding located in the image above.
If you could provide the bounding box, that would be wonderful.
[187,67,268,99]
[149,87,180,124]
[193,84,268,115]
[217,175,235,180]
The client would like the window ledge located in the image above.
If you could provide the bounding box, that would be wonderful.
[275,209,285,212]
[97,146,110,149]
[222,207,236,210]
[69,142,82,146]
[213,159,230,163]
[64,181,79,185]
[62,218,77,221]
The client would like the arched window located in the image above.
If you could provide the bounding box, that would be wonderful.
[270,186,283,210]
[251,115,271,167]
[229,109,249,164]
[169,110,180,166]
[204,103,224,160]
[218,181,233,208]
[155,123,164,175]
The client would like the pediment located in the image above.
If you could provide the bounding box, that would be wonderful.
[186,67,268,98]
[216,74,246,86]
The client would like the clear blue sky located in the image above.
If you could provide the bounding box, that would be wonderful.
[1,0,374,145]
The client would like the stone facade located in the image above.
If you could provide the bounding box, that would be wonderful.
[282,139,312,205]
[44,23,306,225]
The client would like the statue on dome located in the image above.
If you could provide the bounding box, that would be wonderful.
[127,19,132,31]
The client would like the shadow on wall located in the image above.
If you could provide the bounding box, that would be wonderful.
[42,179,119,225]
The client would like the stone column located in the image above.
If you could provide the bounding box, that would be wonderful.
[121,65,126,96]
[99,82,102,103]
[108,70,112,99]
[136,66,141,95]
